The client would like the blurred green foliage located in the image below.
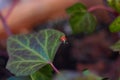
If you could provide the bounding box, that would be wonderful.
[66,3,97,34]
[107,0,120,13]
[109,16,120,32]
[54,70,102,80]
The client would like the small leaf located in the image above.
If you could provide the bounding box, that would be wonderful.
[110,40,120,51]
[30,65,53,80]
[109,16,120,32]
[66,3,97,34]
[107,0,120,13]
[6,29,65,76]
[69,12,96,34]
[8,76,30,80]
[8,65,53,80]
[66,3,87,15]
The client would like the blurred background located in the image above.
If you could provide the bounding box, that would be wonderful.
[0,0,120,80]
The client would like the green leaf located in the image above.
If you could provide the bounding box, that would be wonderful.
[8,65,53,80]
[107,0,120,13]
[110,40,120,51]
[66,3,87,15]
[69,12,96,34]
[6,29,65,76]
[8,76,30,80]
[109,16,120,32]
[30,64,53,80]
[66,3,97,34]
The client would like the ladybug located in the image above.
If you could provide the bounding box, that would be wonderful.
[60,36,67,43]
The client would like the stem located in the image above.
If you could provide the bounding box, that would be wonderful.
[49,62,60,74]
[0,0,19,36]
[88,5,115,13]
[0,12,12,36]
[5,0,19,19]
[30,75,34,80]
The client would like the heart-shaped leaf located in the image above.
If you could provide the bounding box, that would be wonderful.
[8,65,53,80]
[66,3,97,34]
[109,16,120,32]
[66,3,87,15]
[6,29,65,76]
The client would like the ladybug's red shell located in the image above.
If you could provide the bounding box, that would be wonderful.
[60,36,66,43]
